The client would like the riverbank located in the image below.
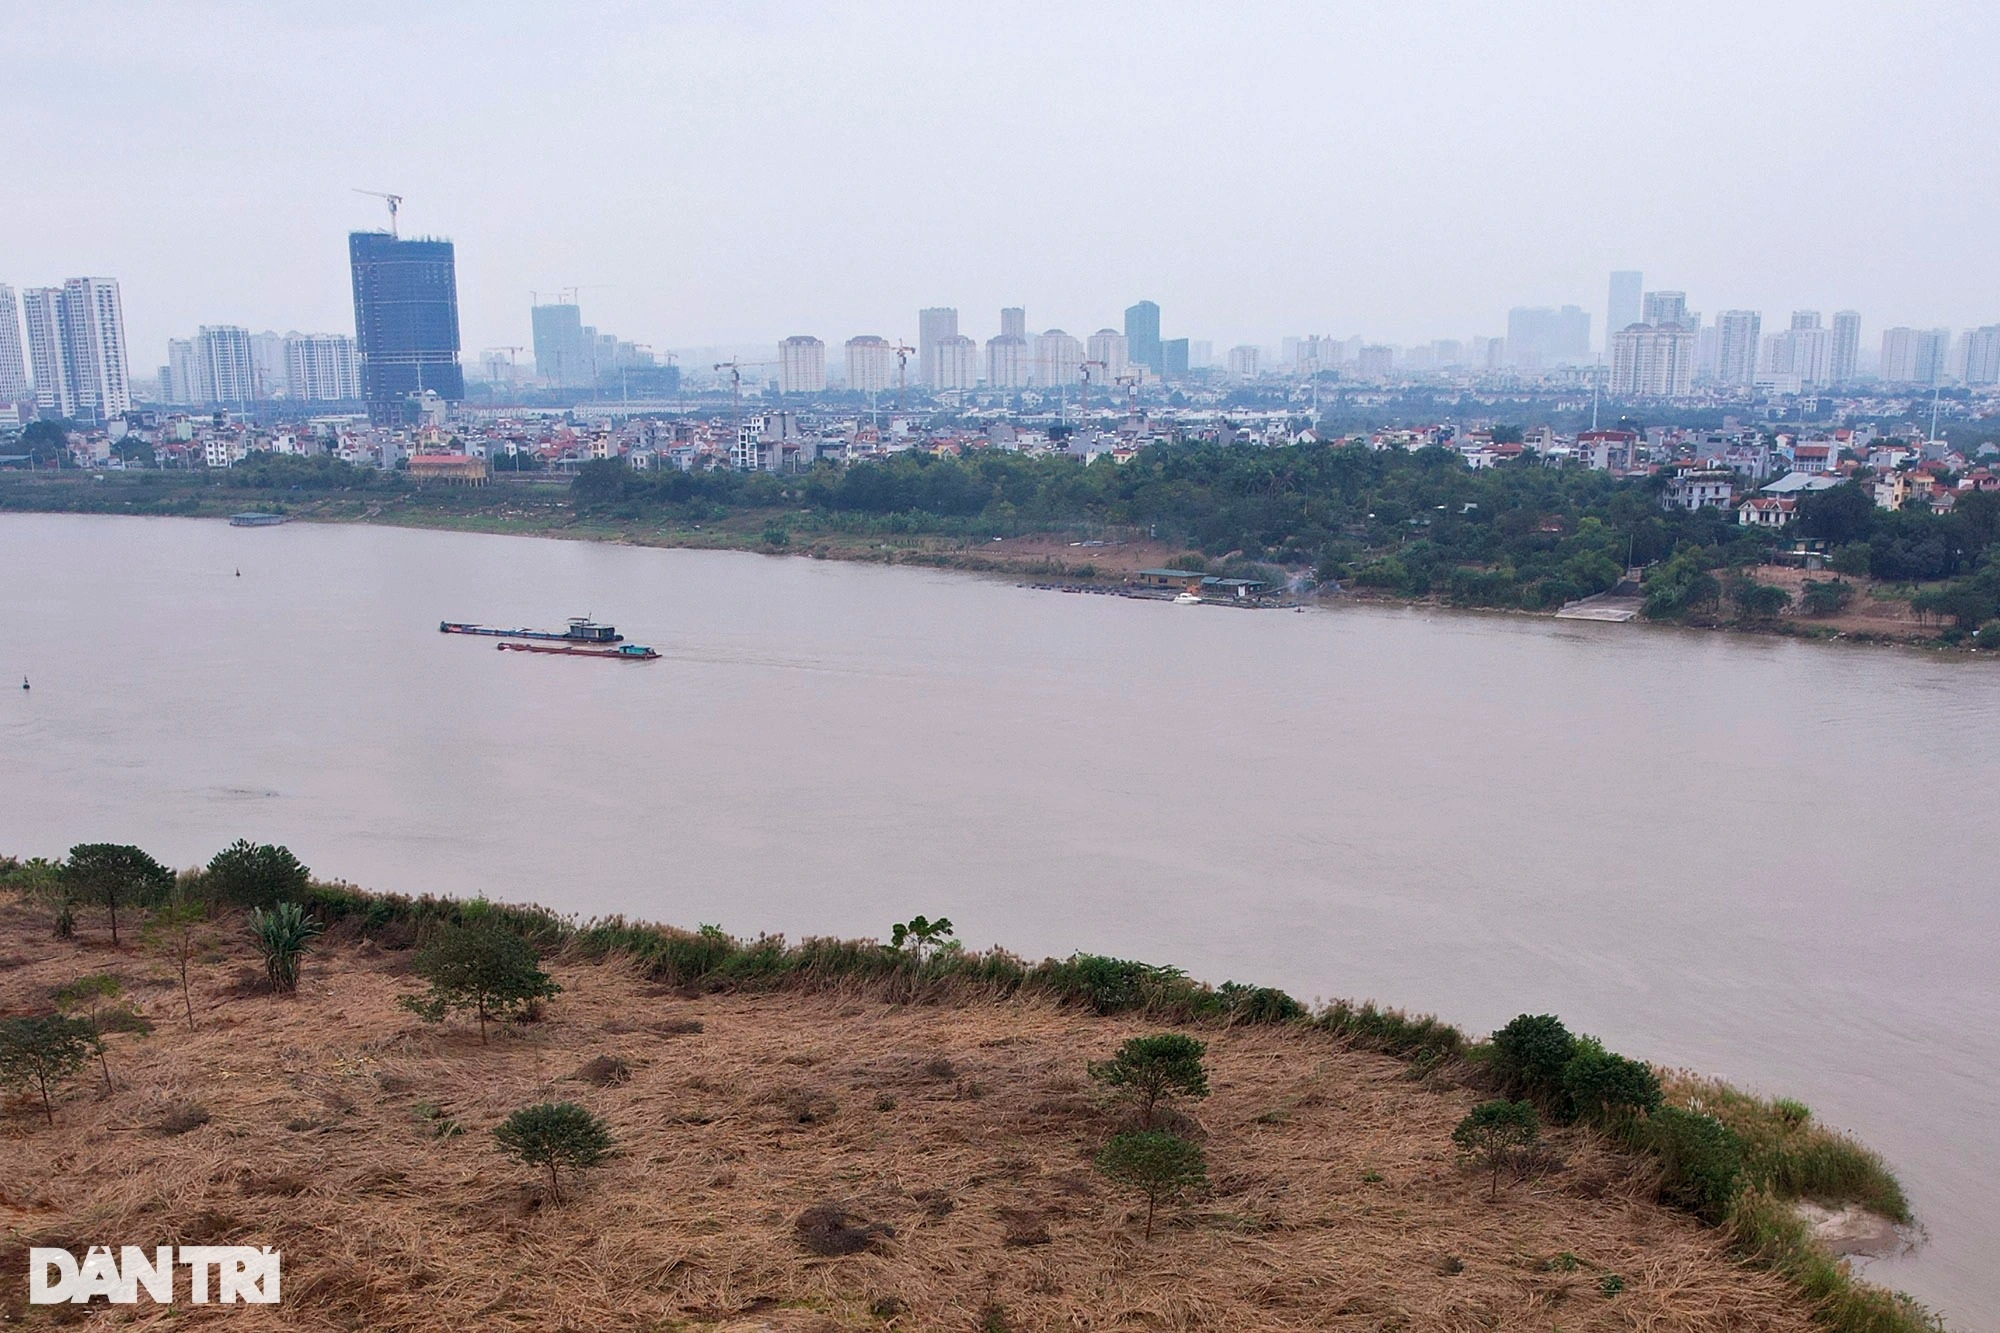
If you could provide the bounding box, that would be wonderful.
[0,471,1969,647]
[0,856,1944,1331]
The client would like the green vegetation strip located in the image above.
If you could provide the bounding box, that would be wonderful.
[0,845,1946,1331]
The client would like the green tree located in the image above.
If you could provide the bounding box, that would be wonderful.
[1452,1099,1541,1200]
[205,840,311,908]
[248,902,322,993]
[401,925,561,1043]
[0,1014,100,1124]
[1830,543,1873,578]
[1795,482,1876,546]
[1730,579,1791,621]
[144,899,213,1030]
[1094,1130,1207,1240]
[1087,1033,1209,1129]
[888,914,956,964]
[1643,1106,1743,1223]
[18,419,71,467]
[51,975,124,1089]
[110,437,154,466]
[1800,579,1855,616]
[494,1101,614,1202]
[1489,1014,1576,1110]
[1561,1046,1662,1127]
[61,843,174,946]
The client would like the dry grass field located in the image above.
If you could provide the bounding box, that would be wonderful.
[0,892,1821,1331]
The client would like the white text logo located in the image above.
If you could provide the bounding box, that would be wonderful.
[29,1246,281,1305]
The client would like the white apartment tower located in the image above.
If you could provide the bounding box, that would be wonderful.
[1880,327,1949,385]
[1034,329,1082,387]
[0,286,28,401]
[196,325,257,404]
[844,335,897,393]
[1715,310,1762,387]
[285,333,361,401]
[1227,345,1261,377]
[985,335,1029,388]
[777,335,826,394]
[1085,329,1129,382]
[1830,311,1861,385]
[57,278,131,419]
[1610,324,1696,396]
[932,334,978,391]
[21,288,70,414]
[917,307,957,385]
[999,307,1026,340]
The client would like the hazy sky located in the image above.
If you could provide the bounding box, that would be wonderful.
[6,1,1996,365]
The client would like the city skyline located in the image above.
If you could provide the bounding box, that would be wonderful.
[4,3,1996,363]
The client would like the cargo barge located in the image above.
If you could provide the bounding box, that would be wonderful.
[496,641,659,661]
[440,617,622,643]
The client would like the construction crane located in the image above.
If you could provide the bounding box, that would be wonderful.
[888,342,916,414]
[1116,373,1142,428]
[352,189,403,238]
[713,359,775,469]
[1076,359,1107,427]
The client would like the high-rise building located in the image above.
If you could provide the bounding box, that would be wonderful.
[844,335,896,393]
[249,331,286,397]
[531,303,589,388]
[985,335,1029,389]
[0,286,27,401]
[933,334,978,391]
[1034,329,1082,386]
[285,333,361,401]
[777,335,826,395]
[1790,310,1821,331]
[1505,305,1592,368]
[1641,290,1690,330]
[1607,271,1643,345]
[1831,311,1861,385]
[1610,324,1696,396]
[1085,328,1128,382]
[195,325,256,405]
[1774,324,1833,388]
[165,338,201,405]
[1125,300,1162,376]
[1879,327,1949,385]
[1226,345,1260,377]
[21,288,69,413]
[917,307,957,385]
[1000,307,1026,340]
[348,231,463,423]
[1961,326,2000,386]
[1715,310,1762,387]
[1162,338,1190,380]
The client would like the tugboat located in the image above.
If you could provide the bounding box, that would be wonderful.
[440,616,623,643]
[496,641,659,661]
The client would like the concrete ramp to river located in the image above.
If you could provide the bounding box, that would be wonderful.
[1555,592,1643,622]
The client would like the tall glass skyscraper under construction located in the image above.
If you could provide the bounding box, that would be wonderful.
[348,232,463,423]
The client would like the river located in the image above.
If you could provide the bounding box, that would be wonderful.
[2,513,1994,1326]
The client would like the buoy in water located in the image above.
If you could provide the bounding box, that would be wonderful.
[20,677,28,690]
[235,568,240,577]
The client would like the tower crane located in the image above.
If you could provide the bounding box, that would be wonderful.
[889,342,916,414]
[713,359,776,469]
[352,189,403,238]
[1077,359,1107,428]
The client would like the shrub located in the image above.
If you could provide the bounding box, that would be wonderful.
[888,914,956,965]
[1095,1131,1207,1240]
[1452,1099,1540,1200]
[206,840,310,909]
[1042,953,1184,1014]
[1562,1045,1662,1127]
[0,1014,100,1125]
[1977,619,2000,651]
[1642,1105,1743,1223]
[795,1202,896,1256]
[1801,579,1856,617]
[1489,1014,1576,1110]
[60,843,174,945]
[1215,981,1306,1024]
[1087,1033,1209,1129]
[248,902,323,994]
[401,924,561,1043]
[493,1101,613,1203]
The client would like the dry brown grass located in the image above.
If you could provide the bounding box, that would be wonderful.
[0,894,1818,1331]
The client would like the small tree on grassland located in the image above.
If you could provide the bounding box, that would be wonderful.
[248,902,322,994]
[51,975,124,1089]
[61,844,174,946]
[1088,1033,1209,1129]
[888,915,956,964]
[0,1014,101,1125]
[1490,1014,1576,1111]
[1453,1099,1541,1200]
[205,840,311,909]
[401,925,561,1043]
[144,899,213,1030]
[1562,1046,1662,1128]
[1095,1131,1207,1240]
[494,1101,614,1203]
